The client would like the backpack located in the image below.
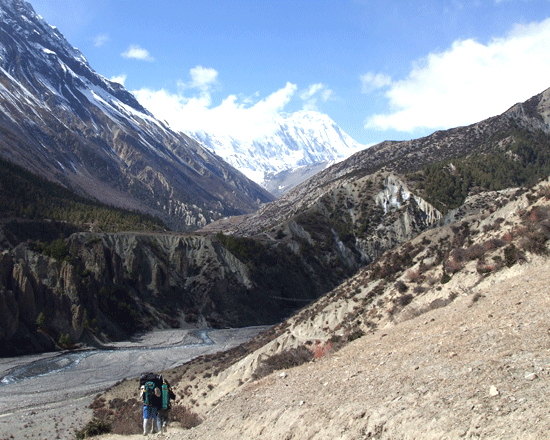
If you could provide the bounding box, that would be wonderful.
[140,372,163,406]
[143,381,156,406]
[140,372,163,387]
[162,382,169,410]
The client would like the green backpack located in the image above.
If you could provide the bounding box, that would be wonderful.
[143,381,156,406]
[162,382,169,410]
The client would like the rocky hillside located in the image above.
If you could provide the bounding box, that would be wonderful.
[214,86,550,237]
[0,229,332,355]
[93,177,550,440]
[7,85,550,357]
[0,0,273,231]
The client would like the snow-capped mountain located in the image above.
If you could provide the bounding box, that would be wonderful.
[187,111,367,197]
[0,0,273,230]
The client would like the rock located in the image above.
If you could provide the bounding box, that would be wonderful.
[489,385,499,397]
[525,372,538,381]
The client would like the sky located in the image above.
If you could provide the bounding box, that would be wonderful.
[28,0,550,146]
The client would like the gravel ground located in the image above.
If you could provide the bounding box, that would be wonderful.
[98,258,550,440]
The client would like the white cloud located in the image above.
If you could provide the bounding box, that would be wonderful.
[360,72,392,93]
[300,83,334,111]
[178,66,219,93]
[110,74,127,86]
[93,33,109,47]
[121,44,154,62]
[133,66,298,141]
[365,18,550,132]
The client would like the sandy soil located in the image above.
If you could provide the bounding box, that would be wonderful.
[0,327,266,440]
[96,257,550,440]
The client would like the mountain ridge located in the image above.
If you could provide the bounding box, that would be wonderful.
[0,0,274,230]
[186,110,367,197]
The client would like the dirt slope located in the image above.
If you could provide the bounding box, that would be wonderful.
[98,255,550,439]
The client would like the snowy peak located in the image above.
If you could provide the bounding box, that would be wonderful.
[187,110,367,196]
[0,0,147,114]
[0,0,274,230]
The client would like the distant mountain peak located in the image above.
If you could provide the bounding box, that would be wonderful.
[0,0,274,230]
[186,110,367,196]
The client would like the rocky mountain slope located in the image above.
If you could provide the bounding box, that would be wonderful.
[0,228,333,355]
[6,84,550,357]
[0,0,273,231]
[213,86,550,237]
[92,175,550,440]
[187,111,366,197]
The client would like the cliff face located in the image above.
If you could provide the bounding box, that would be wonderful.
[0,227,335,355]
[0,172,442,356]
[0,232,251,354]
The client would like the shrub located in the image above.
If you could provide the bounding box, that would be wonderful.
[75,418,112,439]
[398,294,414,306]
[170,405,203,429]
[445,258,463,274]
[394,280,408,293]
[440,272,451,284]
[252,345,314,380]
[58,333,72,348]
[520,230,549,255]
[504,244,522,267]
[465,243,486,260]
[347,328,365,342]
[35,312,45,330]
[484,238,507,250]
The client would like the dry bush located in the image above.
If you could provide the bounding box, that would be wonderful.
[405,268,422,283]
[519,231,549,255]
[170,405,203,429]
[450,248,469,263]
[109,399,142,435]
[465,243,486,260]
[252,345,314,380]
[89,397,106,410]
[313,340,334,359]
[397,293,414,306]
[445,258,463,274]
[75,418,112,439]
[484,238,507,251]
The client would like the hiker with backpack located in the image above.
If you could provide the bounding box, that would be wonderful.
[157,378,176,433]
[139,372,163,435]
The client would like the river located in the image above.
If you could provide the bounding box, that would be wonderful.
[0,326,267,440]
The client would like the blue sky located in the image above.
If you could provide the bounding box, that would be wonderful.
[29,0,550,145]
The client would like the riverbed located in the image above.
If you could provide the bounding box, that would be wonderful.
[0,327,267,440]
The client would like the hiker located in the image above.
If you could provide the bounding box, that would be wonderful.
[139,372,163,435]
[157,378,176,433]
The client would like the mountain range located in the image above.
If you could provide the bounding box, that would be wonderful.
[186,110,367,197]
[2,0,550,438]
[0,0,274,231]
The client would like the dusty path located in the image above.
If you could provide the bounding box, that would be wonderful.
[99,258,550,440]
[0,326,266,440]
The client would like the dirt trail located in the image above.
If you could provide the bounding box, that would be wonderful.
[99,257,550,440]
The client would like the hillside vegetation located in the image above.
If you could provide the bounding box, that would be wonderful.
[0,156,167,237]
[88,176,550,439]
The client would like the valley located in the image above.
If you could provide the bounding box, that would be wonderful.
[1,1,550,439]
[0,326,266,440]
